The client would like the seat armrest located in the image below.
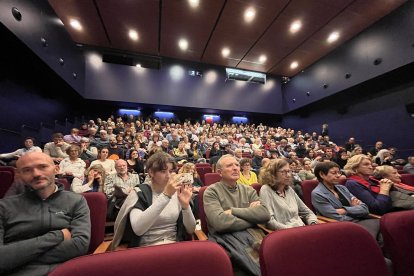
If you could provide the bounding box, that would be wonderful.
[316,215,337,223]
[368,213,381,219]
[93,241,112,254]
[257,224,273,234]
[194,229,208,240]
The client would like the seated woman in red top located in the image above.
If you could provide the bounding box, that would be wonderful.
[344,154,393,215]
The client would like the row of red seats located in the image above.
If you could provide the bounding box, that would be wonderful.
[55,190,414,276]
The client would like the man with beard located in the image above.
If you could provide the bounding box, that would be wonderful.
[0,152,90,275]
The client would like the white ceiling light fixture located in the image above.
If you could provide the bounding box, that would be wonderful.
[259,55,267,63]
[290,20,302,33]
[290,61,299,69]
[188,0,200,8]
[178,38,189,51]
[222,47,230,57]
[244,7,256,23]
[128,30,139,41]
[69,19,82,31]
[327,31,340,43]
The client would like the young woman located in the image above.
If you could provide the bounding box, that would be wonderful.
[126,149,145,175]
[259,159,317,230]
[115,152,195,248]
[90,147,116,175]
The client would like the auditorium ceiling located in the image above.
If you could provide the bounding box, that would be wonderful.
[48,0,406,77]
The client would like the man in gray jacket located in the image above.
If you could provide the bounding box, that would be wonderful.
[0,152,90,275]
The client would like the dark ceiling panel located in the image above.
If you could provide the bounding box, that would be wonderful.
[201,0,290,69]
[48,0,109,46]
[95,0,159,55]
[239,0,354,73]
[160,0,225,61]
[48,0,407,77]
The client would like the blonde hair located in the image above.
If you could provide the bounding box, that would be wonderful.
[85,164,106,183]
[178,162,199,178]
[258,159,289,190]
[343,154,371,176]
[372,165,394,180]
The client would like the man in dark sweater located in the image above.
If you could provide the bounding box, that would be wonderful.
[0,152,90,275]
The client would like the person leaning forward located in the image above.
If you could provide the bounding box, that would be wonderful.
[0,152,90,276]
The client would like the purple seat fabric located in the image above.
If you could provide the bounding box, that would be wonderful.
[260,222,390,276]
[49,241,233,276]
[380,210,414,276]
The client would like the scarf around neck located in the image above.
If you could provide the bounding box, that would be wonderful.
[349,175,380,194]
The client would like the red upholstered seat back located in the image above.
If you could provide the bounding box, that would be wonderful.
[0,171,14,198]
[260,222,389,276]
[204,172,221,186]
[198,186,209,235]
[251,183,262,195]
[400,174,414,186]
[82,192,107,254]
[380,210,414,276]
[300,180,319,212]
[50,241,233,276]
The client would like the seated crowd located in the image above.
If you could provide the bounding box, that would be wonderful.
[1,115,413,275]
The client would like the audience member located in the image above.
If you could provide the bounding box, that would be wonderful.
[63,128,82,144]
[112,152,195,248]
[58,145,86,179]
[0,137,42,166]
[368,141,383,157]
[90,147,116,175]
[298,158,316,181]
[344,155,393,215]
[78,137,97,162]
[0,152,90,275]
[126,149,145,175]
[71,164,106,193]
[403,156,414,174]
[237,158,258,186]
[203,154,270,275]
[373,149,393,166]
[43,133,70,164]
[259,159,317,230]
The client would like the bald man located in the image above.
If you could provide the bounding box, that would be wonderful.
[0,152,90,275]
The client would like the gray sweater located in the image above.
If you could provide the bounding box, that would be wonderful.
[260,185,317,230]
[203,181,270,234]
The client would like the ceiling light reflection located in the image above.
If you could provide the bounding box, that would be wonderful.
[222,47,230,57]
[244,7,256,23]
[69,19,82,31]
[290,20,302,33]
[327,31,340,43]
[178,38,189,50]
[290,61,299,69]
[129,30,139,41]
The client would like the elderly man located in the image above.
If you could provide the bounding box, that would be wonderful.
[104,159,140,198]
[0,152,90,275]
[203,154,270,275]
[43,133,70,164]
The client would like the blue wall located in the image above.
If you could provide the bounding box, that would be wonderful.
[84,53,282,114]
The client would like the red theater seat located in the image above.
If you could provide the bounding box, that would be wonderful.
[82,192,107,254]
[400,174,414,186]
[380,210,414,276]
[204,172,221,186]
[260,222,390,276]
[50,241,233,276]
[0,171,14,198]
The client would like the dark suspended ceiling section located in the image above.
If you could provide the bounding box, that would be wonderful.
[48,0,406,77]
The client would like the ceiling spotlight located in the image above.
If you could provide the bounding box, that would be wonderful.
[69,19,82,31]
[178,38,188,51]
[259,55,267,63]
[136,64,142,68]
[290,20,302,33]
[222,47,230,57]
[128,30,139,41]
[290,61,299,69]
[188,0,200,8]
[244,7,256,23]
[327,31,340,43]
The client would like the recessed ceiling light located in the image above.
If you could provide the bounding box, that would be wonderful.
[188,0,200,8]
[290,61,299,69]
[290,20,302,33]
[129,30,139,41]
[136,64,141,68]
[222,47,230,57]
[178,38,188,51]
[244,7,256,23]
[327,31,340,43]
[69,19,82,31]
[259,55,267,63]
